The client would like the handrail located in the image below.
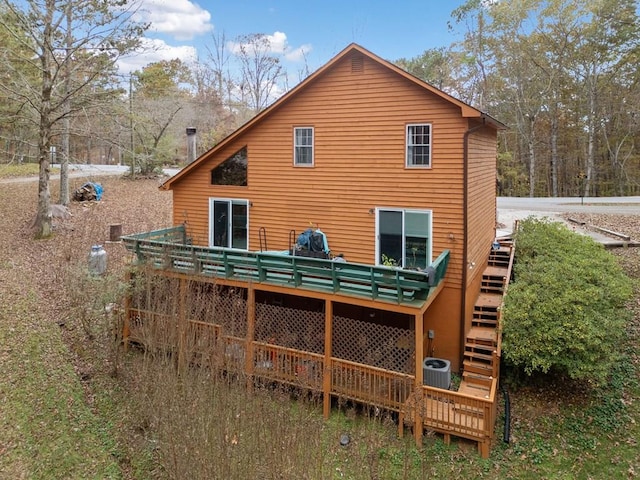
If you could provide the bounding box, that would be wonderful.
[494,239,516,361]
[413,376,498,441]
[122,227,450,306]
[127,306,495,450]
[331,357,414,410]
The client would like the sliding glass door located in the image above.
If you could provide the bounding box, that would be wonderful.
[209,198,248,249]
[377,208,431,269]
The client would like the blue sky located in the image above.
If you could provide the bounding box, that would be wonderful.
[121,0,469,77]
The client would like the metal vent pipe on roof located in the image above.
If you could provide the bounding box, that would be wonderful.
[186,127,197,164]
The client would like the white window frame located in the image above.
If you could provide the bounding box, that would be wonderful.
[375,207,432,269]
[208,198,249,250]
[406,123,432,168]
[293,126,314,166]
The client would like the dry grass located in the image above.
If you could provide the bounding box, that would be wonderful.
[0,174,171,479]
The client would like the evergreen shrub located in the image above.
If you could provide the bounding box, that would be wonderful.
[502,217,633,385]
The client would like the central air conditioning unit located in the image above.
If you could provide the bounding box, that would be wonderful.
[423,357,451,390]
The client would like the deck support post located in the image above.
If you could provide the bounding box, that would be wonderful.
[245,285,256,390]
[478,440,490,458]
[414,312,424,445]
[177,277,187,373]
[322,299,333,419]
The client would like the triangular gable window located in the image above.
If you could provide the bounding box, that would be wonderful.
[211,147,247,186]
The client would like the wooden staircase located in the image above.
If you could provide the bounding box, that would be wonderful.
[459,244,513,398]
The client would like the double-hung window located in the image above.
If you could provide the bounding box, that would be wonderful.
[376,208,432,269]
[209,198,248,249]
[294,127,314,166]
[406,124,431,167]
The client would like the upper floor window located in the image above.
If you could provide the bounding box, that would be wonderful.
[294,127,314,166]
[211,147,247,186]
[406,124,431,168]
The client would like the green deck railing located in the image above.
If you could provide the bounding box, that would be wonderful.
[122,226,449,306]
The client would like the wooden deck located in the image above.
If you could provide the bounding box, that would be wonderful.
[121,226,450,308]
[399,381,497,457]
[121,228,514,458]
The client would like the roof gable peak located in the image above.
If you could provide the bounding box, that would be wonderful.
[161,43,502,190]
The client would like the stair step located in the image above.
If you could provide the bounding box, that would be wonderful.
[481,286,505,295]
[466,326,497,345]
[473,310,498,321]
[482,276,505,284]
[464,350,495,362]
[463,359,494,376]
[489,250,511,259]
[473,309,499,319]
[481,280,504,288]
[462,371,493,388]
[458,381,491,399]
[481,272,506,293]
[465,342,495,355]
[463,360,494,376]
[483,265,508,278]
[471,318,498,329]
[473,314,499,326]
[488,255,510,267]
[488,263,509,270]
[475,293,503,309]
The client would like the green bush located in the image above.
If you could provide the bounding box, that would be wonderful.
[502,217,633,385]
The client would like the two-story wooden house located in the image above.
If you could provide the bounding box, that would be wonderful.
[122,43,512,456]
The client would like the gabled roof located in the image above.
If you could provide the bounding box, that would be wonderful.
[162,43,505,190]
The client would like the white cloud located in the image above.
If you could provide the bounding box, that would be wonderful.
[118,37,197,73]
[136,0,213,41]
[284,44,312,62]
[227,31,312,63]
[265,31,287,54]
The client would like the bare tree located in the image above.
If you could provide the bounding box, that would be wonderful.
[0,0,147,238]
[206,31,234,109]
[231,34,285,114]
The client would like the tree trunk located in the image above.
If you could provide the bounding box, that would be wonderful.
[36,137,52,238]
[528,136,536,197]
[36,80,53,237]
[527,116,536,197]
[550,102,559,197]
[59,3,72,206]
[60,111,69,205]
[34,0,55,238]
[584,69,597,197]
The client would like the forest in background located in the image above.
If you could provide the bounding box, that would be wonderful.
[1,0,639,199]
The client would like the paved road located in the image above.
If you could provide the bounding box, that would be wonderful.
[498,196,640,215]
[497,196,639,245]
[0,164,180,184]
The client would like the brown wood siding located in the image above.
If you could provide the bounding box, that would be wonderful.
[167,50,500,371]
[171,54,472,290]
[423,286,463,372]
[464,124,498,332]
